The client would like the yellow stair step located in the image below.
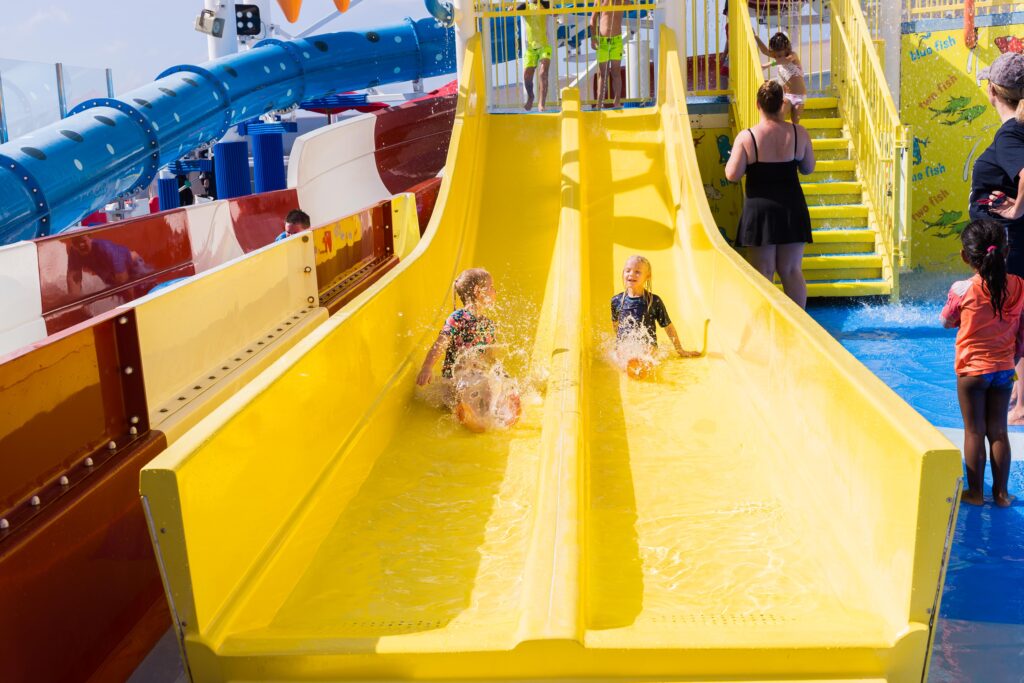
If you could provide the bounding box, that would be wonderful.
[814,160,856,172]
[812,138,850,151]
[801,181,863,195]
[811,228,875,243]
[802,253,882,270]
[802,117,844,129]
[804,97,839,110]
[805,279,891,297]
[809,204,869,219]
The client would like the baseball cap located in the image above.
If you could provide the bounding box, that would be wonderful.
[979,52,1024,90]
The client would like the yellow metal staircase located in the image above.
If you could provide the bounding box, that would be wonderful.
[799,96,891,297]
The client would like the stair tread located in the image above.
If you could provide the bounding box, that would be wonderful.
[812,138,850,150]
[811,228,875,242]
[808,205,869,217]
[815,160,856,170]
[801,181,863,194]
[802,117,844,128]
[803,97,839,109]
[803,253,882,268]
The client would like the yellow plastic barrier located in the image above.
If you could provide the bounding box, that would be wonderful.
[131,237,325,443]
[141,29,961,683]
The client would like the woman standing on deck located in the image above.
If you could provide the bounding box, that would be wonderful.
[969,53,1024,422]
[725,80,816,308]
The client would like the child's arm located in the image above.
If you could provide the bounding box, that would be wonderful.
[416,332,447,385]
[754,34,771,56]
[589,10,600,48]
[939,280,969,329]
[664,323,700,358]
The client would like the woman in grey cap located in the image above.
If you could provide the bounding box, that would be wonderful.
[969,52,1024,422]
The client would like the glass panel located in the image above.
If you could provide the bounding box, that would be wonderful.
[0,58,61,139]
[63,64,110,112]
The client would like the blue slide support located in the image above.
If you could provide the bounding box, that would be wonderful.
[0,18,455,245]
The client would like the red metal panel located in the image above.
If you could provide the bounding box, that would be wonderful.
[407,176,443,236]
[0,309,148,522]
[373,89,456,195]
[229,188,300,252]
[313,199,398,314]
[0,308,163,683]
[0,432,169,683]
[36,212,195,335]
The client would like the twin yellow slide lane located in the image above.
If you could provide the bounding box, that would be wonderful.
[141,29,962,682]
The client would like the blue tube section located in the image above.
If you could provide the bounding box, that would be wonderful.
[0,17,455,245]
[252,133,286,193]
[214,140,252,199]
[157,177,180,211]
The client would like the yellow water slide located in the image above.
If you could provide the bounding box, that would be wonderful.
[142,30,962,682]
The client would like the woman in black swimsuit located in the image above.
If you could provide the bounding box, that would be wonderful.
[725,80,816,308]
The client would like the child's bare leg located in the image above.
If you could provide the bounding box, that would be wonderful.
[596,63,608,108]
[791,100,803,124]
[610,59,622,107]
[524,66,536,110]
[1010,358,1024,423]
[537,59,550,111]
[958,375,989,505]
[986,382,1015,506]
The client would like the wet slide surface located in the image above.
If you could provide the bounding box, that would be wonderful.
[581,112,885,646]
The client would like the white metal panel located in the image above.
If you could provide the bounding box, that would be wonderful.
[0,241,47,357]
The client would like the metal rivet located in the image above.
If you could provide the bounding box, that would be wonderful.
[108,441,117,450]
[0,519,8,530]
[30,496,41,507]
[84,457,94,467]
[307,296,315,304]
[124,366,134,375]
[159,408,168,413]
[945,497,953,503]
[59,476,70,486]
[129,426,138,435]
[160,527,166,534]
[301,235,309,242]
[303,266,312,273]
[130,416,139,424]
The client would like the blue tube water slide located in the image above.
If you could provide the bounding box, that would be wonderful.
[0,18,455,245]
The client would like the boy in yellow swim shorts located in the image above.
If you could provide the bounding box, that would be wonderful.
[519,0,552,111]
[590,0,624,108]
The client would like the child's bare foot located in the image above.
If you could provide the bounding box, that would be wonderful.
[524,96,534,111]
[961,489,986,506]
[994,493,1016,508]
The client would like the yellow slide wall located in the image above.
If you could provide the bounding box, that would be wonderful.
[141,29,962,682]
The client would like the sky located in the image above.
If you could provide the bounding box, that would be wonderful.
[1,0,438,94]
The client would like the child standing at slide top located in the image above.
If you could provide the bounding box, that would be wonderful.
[611,257,699,377]
[518,0,552,111]
[590,0,624,109]
[417,268,520,431]
[940,220,1024,507]
[756,32,807,124]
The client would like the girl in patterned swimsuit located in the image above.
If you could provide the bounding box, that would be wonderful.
[756,32,807,124]
[417,268,520,430]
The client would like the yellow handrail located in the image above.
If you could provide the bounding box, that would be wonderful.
[727,0,764,133]
[831,0,912,282]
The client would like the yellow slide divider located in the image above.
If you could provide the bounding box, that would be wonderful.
[141,29,961,683]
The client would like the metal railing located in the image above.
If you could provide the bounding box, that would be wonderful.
[832,0,911,277]
[727,0,765,132]
[745,0,831,94]
[473,0,659,112]
[904,0,1018,20]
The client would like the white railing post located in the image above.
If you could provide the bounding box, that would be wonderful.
[453,0,477,87]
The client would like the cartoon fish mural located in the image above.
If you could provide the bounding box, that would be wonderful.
[693,131,706,147]
[917,32,932,49]
[912,136,930,166]
[929,96,971,118]
[922,209,970,238]
[716,135,731,164]
[940,104,987,126]
[995,35,1024,54]
[703,183,723,200]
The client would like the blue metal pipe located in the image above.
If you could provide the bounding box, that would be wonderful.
[157,177,180,211]
[252,133,286,193]
[0,17,455,244]
[214,140,252,199]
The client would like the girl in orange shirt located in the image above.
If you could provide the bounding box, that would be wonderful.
[941,219,1024,507]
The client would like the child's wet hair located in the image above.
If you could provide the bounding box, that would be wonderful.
[768,32,791,52]
[962,219,1009,318]
[756,80,784,115]
[454,268,493,306]
[622,255,654,307]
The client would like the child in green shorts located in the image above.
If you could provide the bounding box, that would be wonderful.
[590,0,624,108]
[520,0,552,111]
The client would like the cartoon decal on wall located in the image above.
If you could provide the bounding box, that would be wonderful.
[693,131,706,147]
[716,134,731,164]
[922,208,970,239]
[912,136,929,166]
[994,35,1024,54]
